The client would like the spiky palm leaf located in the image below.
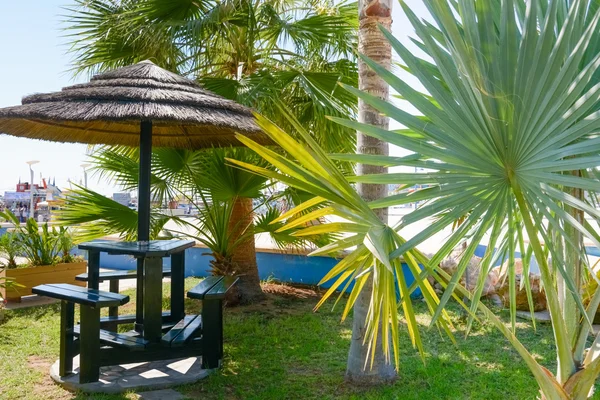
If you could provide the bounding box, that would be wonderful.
[228,113,458,370]
[231,1,600,396]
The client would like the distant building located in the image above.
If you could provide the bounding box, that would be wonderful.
[4,178,63,213]
[113,192,132,206]
[16,182,39,192]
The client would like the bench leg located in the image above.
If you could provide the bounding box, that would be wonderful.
[135,257,144,333]
[79,305,101,383]
[143,257,163,342]
[106,279,120,332]
[170,252,185,321]
[87,250,101,290]
[201,299,222,369]
[59,301,75,376]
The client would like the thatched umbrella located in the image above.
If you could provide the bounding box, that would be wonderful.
[0,60,268,241]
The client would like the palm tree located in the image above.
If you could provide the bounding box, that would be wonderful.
[231,0,600,397]
[57,147,328,303]
[65,0,359,155]
[346,0,395,385]
[62,0,358,303]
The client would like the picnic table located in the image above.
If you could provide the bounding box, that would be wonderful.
[32,239,238,384]
[78,239,193,341]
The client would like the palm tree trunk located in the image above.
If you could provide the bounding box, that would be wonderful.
[346,0,396,385]
[228,197,265,304]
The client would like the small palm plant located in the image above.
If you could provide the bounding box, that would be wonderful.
[56,146,330,303]
[0,232,23,269]
[20,219,60,267]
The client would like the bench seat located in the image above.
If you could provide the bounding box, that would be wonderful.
[161,314,202,348]
[99,311,172,326]
[75,266,172,282]
[186,276,238,369]
[32,283,131,383]
[32,283,129,308]
[187,276,238,300]
[73,325,148,351]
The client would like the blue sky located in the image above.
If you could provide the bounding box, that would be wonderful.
[0,0,429,195]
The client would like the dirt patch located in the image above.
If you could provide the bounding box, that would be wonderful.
[225,283,324,318]
[28,356,74,400]
[261,283,321,299]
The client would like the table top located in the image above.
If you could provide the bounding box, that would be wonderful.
[78,239,195,257]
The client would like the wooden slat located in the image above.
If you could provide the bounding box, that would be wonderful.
[171,315,202,347]
[73,325,148,351]
[52,283,129,304]
[100,311,171,325]
[76,266,172,282]
[187,276,223,300]
[32,284,127,308]
[205,276,239,300]
[161,315,199,346]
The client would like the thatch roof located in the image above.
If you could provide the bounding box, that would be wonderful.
[0,60,268,148]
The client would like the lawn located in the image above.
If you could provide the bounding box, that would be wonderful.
[1,278,598,400]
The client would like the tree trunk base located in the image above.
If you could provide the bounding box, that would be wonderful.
[228,197,265,305]
[236,277,266,305]
[221,275,266,306]
[345,370,397,386]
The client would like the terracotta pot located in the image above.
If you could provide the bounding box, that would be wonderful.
[0,261,87,302]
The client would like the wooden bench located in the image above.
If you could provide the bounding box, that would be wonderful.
[75,266,172,284]
[32,284,130,384]
[76,267,172,331]
[177,275,238,369]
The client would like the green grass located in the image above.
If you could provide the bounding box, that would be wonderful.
[0,279,598,400]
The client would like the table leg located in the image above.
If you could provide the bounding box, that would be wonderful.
[59,301,75,376]
[107,280,119,332]
[87,250,100,290]
[143,257,163,342]
[170,251,185,321]
[135,257,144,333]
[79,305,100,383]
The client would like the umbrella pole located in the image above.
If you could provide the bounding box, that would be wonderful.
[138,120,152,242]
[135,120,152,333]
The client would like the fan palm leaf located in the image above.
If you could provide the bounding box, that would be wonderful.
[230,0,600,396]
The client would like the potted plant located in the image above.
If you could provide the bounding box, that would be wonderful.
[0,211,86,302]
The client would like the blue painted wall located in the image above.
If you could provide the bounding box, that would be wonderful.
[72,245,421,297]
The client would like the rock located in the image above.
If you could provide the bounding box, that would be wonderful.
[489,293,503,307]
[495,271,547,311]
[495,258,524,277]
[437,250,498,297]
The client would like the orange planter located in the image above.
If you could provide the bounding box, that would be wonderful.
[0,262,87,302]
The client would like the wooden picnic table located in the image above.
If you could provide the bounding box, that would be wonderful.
[33,239,238,384]
[78,239,195,342]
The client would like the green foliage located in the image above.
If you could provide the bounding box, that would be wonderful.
[55,184,164,242]
[0,279,581,400]
[0,210,80,267]
[20,219,59,267]
[0,232,23,269]
[56,147,329,264]
[64,0,359,155]
[229,114,458,370]
[231,1,600,398]
[56,227,76,264]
